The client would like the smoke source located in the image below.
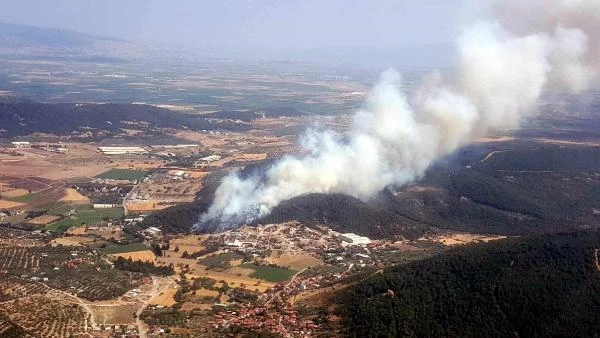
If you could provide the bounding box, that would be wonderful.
[195,0,600,231]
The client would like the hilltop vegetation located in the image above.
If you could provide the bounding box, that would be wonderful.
[260,193,429,240]
[340,231,600,337]
[383,144,600,236]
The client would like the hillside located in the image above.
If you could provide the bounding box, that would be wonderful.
[0,22,124,49]
[0,99,249,138]
[144,141,600,239]
[340,231,600,337]
[0,22,140,60]
[380,144,600,236]
[259,193,429,240]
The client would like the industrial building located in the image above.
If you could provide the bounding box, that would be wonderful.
[194,154,222,168]
[201,155,221,162]
[11,141,30,148]
[150,144,199,149]
[340,233,371,245]
[98,146,146,155]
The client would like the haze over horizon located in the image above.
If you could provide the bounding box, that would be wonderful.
[0,0,490,66]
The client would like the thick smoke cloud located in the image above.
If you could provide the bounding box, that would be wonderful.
[195,0,600,230]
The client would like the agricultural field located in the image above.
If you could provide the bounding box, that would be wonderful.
[91,304,138,325]
[198,252,243,268]
[102,243,148,254]
[240,263,297,282]
[95,169,147,181]
[58,188,90,203]
[0,245,142,301]
[0,246,39,274]
[27,214,61,225]
[0,277,47,302]
[0,296,87,337]
[268,251,323,270]
[50,236,98,247]
[150,286,178,307]
[45,206,123,233]
[110,250,156,262]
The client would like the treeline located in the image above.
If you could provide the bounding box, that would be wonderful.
[339,231,600,337]
[140,307,186,327]
[113,256,173,276]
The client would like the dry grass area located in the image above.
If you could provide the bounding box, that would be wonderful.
[224,266,256,277]
[149,287,177,307]
[110,250,156,262]
[85,228,124,240]
[27,214,61,225]
[0,200,25,209]
[187,269,274,293]
[171,244,206,257]
[125,200,172,212]
[185,171,209,178]
[435,233,507,246]
[91,304,139,324]
[66,226,87,235]
[51,236,97,246]
[58,188,90,203]
[0,187,29,198]
[268,252,323,270]
[181,302,212,311]
[194,288,220,298]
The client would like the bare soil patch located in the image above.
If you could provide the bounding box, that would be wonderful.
[28,214,61,225]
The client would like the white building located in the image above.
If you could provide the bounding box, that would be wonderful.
[172,170,186,177]
[145,227,162,236]
[194,154,223,168]
[11,141,30,148]
[340,233,371,245]
[201,155,221,162]
[93,203,121,209]
[98,146,146,155]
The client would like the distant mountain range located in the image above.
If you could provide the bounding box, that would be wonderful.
[0,22,144,61]
[0,21,453,67]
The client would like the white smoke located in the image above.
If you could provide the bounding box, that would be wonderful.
[196,0,600,230]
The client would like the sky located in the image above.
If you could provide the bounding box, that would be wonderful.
[0,0,489,52]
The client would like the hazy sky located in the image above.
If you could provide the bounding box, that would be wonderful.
[0,0,489,52]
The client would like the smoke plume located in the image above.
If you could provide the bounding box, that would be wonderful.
[195,0,600,230]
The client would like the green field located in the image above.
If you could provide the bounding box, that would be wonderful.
[45,207,123,233]
[241,263,296,282]
[49,204,94,216]
[102,243,148,254]
[95,169,147,181]
[6,191,42,203]
[198,252,241,266]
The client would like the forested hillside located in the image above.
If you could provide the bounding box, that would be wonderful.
[260,193,429,240]
[340,231,600,337]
